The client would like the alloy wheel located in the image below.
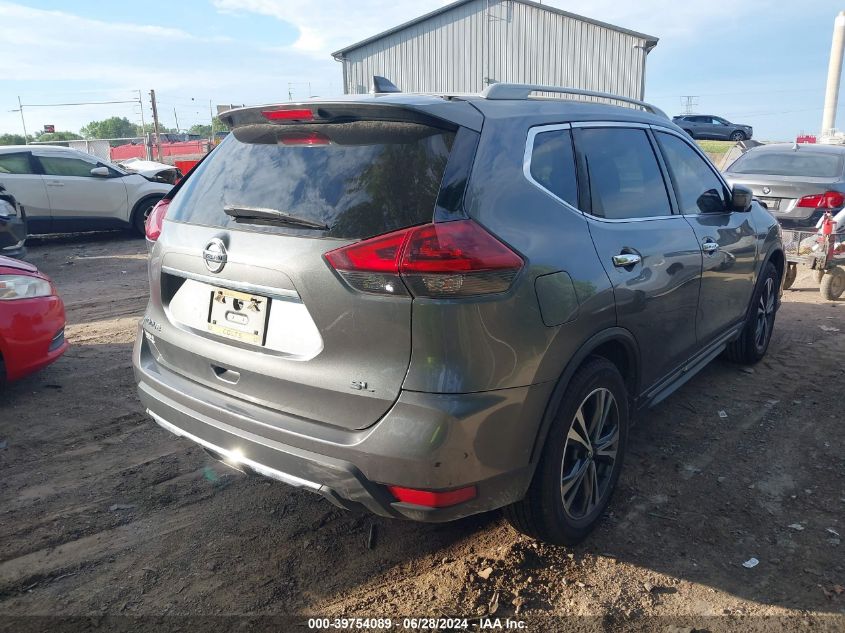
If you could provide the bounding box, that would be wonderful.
[755,277,775,351]
[142,201,156,222]
[559,387,620,520]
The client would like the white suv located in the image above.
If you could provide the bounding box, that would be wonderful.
[0,145,173,235]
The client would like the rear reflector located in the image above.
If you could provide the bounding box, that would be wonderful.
[262,109,314,121]
[324,220,523,298]
[797,191,845,209]
[145,198,171,241]
[387,484,477,508]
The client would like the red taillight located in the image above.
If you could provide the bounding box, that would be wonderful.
[797,191,845,209]
[400,221,524,273]
[387,484,477,508]
[325,229,408,273]
[145,198,170,241]
[324,220,524,298]
[262,109,313,121]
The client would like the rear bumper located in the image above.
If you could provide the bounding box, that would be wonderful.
[774,208,824,228]
[133,326,553,521]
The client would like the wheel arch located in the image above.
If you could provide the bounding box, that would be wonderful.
[759,246,786,306]
[766,247,785,282]
[129,193,165,226]
[528,327,640,465]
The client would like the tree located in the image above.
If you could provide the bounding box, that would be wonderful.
[0,133,32,145]
[137,122,178,136]
[34,131,82,142]
[188,123,212,137]
[80,116,139,140]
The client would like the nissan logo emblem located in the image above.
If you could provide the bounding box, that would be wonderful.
[203,238,227,273]
[762,186,771,195]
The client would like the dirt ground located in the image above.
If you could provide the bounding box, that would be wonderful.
[1,234,844,632]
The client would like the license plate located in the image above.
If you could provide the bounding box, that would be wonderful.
[207,287,270,345]
[757,197,780,210]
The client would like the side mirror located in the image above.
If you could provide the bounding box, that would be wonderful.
[90,166,110,178]
[731,184,753,212]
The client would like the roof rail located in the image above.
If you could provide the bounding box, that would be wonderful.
[480,83,668,119]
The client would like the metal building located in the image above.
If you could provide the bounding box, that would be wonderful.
[331,0,658,100]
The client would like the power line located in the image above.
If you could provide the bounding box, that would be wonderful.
[651,87,823,100]
[18,99,140,108]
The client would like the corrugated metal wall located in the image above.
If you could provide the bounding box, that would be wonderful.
[338,0,649,99]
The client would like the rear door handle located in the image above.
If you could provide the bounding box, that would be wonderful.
[702,239,719,255]
[46,181,64,187]
[612,253,642,267]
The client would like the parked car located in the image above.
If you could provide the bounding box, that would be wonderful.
[0,255,67,381]
[134,85,784,545]
[724,143,845,229]
[0,145,173,236]
[672,115,753,141]
[0,184,27,259]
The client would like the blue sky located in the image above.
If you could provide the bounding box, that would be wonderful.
[0,0,843,141]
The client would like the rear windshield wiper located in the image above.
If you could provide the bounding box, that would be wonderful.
[223,205,329,230]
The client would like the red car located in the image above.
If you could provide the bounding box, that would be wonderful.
[0,256,67,381]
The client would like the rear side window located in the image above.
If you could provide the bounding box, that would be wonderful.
[528,129,578,207]
[727,150,844,178]
[167,121,456,239]
[576,128,671,219]
[656,132,729,214]
[38,155,96,177]
[0,153,33,174]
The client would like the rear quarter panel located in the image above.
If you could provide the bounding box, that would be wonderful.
[403,116,617,394]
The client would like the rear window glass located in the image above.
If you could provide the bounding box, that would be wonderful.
[529,129,578,207]
[0,153,33,174]
[167,121,455,239]
[727,150,844,178]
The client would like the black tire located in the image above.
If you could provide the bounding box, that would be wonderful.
[730,130,746,142]
[683,129,694,138]
[820,266,845,301]
[725,261,779,364]
[504,357,628,545]
[783,263,797,290]
[131,196,163,237]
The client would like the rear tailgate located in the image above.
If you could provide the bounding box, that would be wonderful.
[145,100,476,431]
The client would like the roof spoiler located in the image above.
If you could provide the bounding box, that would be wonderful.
[371,76,401,94]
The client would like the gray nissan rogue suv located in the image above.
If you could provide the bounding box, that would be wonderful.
[133,83,784,545]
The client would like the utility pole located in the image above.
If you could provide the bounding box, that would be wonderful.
[137,90,150,160]
[173,108,180,132]
[149,89,163,162]
[209,100,215,143]
[17,96,28,143]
